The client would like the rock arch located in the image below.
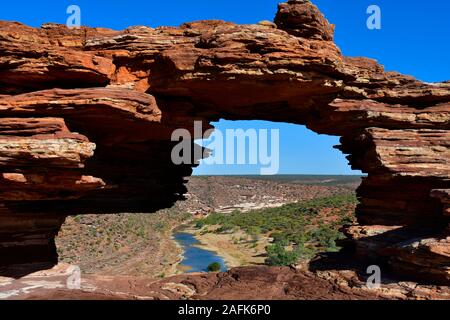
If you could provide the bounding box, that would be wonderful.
[0,1,448,283]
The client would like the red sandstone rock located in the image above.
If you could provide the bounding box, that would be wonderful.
[431,189,450,217]
[4,264,449,300]
[0,1,448,285]
[275,0,335,41]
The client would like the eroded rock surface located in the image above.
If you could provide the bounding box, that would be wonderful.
[4,264,450,300]
[0,0,449,285]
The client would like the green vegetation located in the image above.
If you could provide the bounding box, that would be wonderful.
[195,194,357,266]
[265,242,301,266]
[207,262,222,272]
[57,208,192,273]
[233,175,364,186]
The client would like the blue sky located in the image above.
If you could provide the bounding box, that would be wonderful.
[2,0,449,175]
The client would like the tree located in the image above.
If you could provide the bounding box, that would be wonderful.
[207,262,221,272]
[265,243,299,266]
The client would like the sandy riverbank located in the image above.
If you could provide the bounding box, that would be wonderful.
[181,226,270,268]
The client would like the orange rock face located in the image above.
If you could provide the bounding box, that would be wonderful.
[0,0,449,283]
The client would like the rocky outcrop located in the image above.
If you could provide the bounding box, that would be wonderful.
[3,264,450,300]
[0,0,449,284]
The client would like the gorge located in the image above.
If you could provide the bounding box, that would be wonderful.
[0,0,449,288]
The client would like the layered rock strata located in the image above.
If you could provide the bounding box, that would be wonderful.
[0,0,448,283]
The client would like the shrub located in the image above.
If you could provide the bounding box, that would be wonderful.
[195,220,205,229]
[265,243,299,266]
[207,262,222,272]
[154,221,167,231]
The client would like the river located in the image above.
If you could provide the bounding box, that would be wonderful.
[174,232,227,273]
